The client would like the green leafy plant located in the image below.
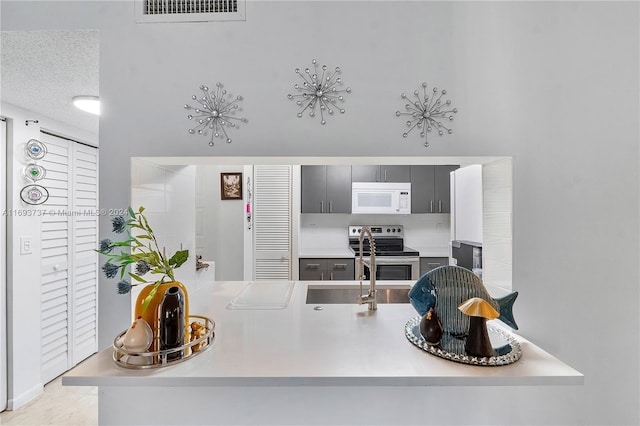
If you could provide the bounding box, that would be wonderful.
[98,206,189,313]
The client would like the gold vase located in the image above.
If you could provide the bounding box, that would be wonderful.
[134,281,190,352]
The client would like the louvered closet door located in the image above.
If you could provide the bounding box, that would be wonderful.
[71,144,98,362]
[1,119,7,411]
[253,165,292,280]
[39,135,71,384]
[39,133,99,384]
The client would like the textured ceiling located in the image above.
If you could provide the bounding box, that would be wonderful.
[1,30,99,134]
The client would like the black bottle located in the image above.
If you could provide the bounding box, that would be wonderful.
[158,286,185,361]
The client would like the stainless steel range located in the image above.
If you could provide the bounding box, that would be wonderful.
[348,225,420,280]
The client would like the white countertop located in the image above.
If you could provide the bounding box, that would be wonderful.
[63,280,583,387]
[297,248,354,258]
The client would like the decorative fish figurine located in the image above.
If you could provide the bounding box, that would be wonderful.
[408,265,518,337]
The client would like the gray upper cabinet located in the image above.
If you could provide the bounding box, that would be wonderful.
[326,165,352,213]
[410,165,459,213]
[382,165,411,182]
[301,165,326,213]
[301,165,351,213]
[410,165,436,213]
[351,165,378,182]
[351,165,410,182]
[434,165,458,214]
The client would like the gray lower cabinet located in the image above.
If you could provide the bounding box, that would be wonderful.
[299,258,355,280]
[410,165,458,213]
[301,165,351,213]
[351,165,410,182]
[419,257,449,276]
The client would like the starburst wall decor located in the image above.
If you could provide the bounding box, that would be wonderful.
[396,83,458,147]
[184,83,247,147]
[287,59,351,125]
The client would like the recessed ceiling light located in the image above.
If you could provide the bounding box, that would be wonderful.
[72,95,100,115]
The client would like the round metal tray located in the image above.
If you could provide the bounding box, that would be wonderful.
[404,316,522,366]
[113,315,215,369]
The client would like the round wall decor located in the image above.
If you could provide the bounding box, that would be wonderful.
[25,139,47,159]
[20,184,49,205]
[24,163,47,181]
[396,83,458,147]
[184,83,247,147]
[287,59,351,125]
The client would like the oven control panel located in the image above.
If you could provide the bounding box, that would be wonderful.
[348,225,404,238]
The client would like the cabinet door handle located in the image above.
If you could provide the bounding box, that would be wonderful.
[330,272,334,280]
[320,200,324,213]
[439,200,442,213]
[384,169,387,182]
[332,263,347,270]
[306,263,320,269]
[430,200,433,213]
[427,263,441,267]
[329,201,332,213]
[321,272,324,280]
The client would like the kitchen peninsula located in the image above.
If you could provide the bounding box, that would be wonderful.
[63,280,582,425]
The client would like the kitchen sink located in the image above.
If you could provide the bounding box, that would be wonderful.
[306,285,411,304]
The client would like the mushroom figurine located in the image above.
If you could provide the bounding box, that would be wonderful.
[458,297,500,357]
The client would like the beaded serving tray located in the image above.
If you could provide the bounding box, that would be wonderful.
[112,315,215,369]
[404,316,522,366]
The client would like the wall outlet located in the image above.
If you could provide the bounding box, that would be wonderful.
[20,236,33,255]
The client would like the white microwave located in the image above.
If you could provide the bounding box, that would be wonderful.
[351,182,411,214]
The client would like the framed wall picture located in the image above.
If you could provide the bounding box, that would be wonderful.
[220,172,243,200]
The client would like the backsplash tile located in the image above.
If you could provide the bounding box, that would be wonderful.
[131,160,196,305]
[482,158,513,290]
[299,213,451,253]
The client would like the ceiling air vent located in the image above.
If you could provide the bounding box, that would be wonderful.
[135,0,246,23]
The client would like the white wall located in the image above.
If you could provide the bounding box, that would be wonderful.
[129,159,196,315]
[1,102,97,409]
[195,165,245,281]
[242,164,254,280]
[2,1,638,424]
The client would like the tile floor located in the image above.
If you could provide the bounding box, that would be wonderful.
[0,375,97,426]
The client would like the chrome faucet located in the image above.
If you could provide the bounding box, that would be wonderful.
[195,255,210,272]
[357,226,377,311]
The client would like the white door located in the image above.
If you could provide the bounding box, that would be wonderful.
[39,133,98,383]
[1,118,7,411]
[39,134,72,383]
[70,143,99,363]
[253,165,292,280]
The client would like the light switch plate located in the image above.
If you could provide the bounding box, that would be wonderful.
[20,236,32,255]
